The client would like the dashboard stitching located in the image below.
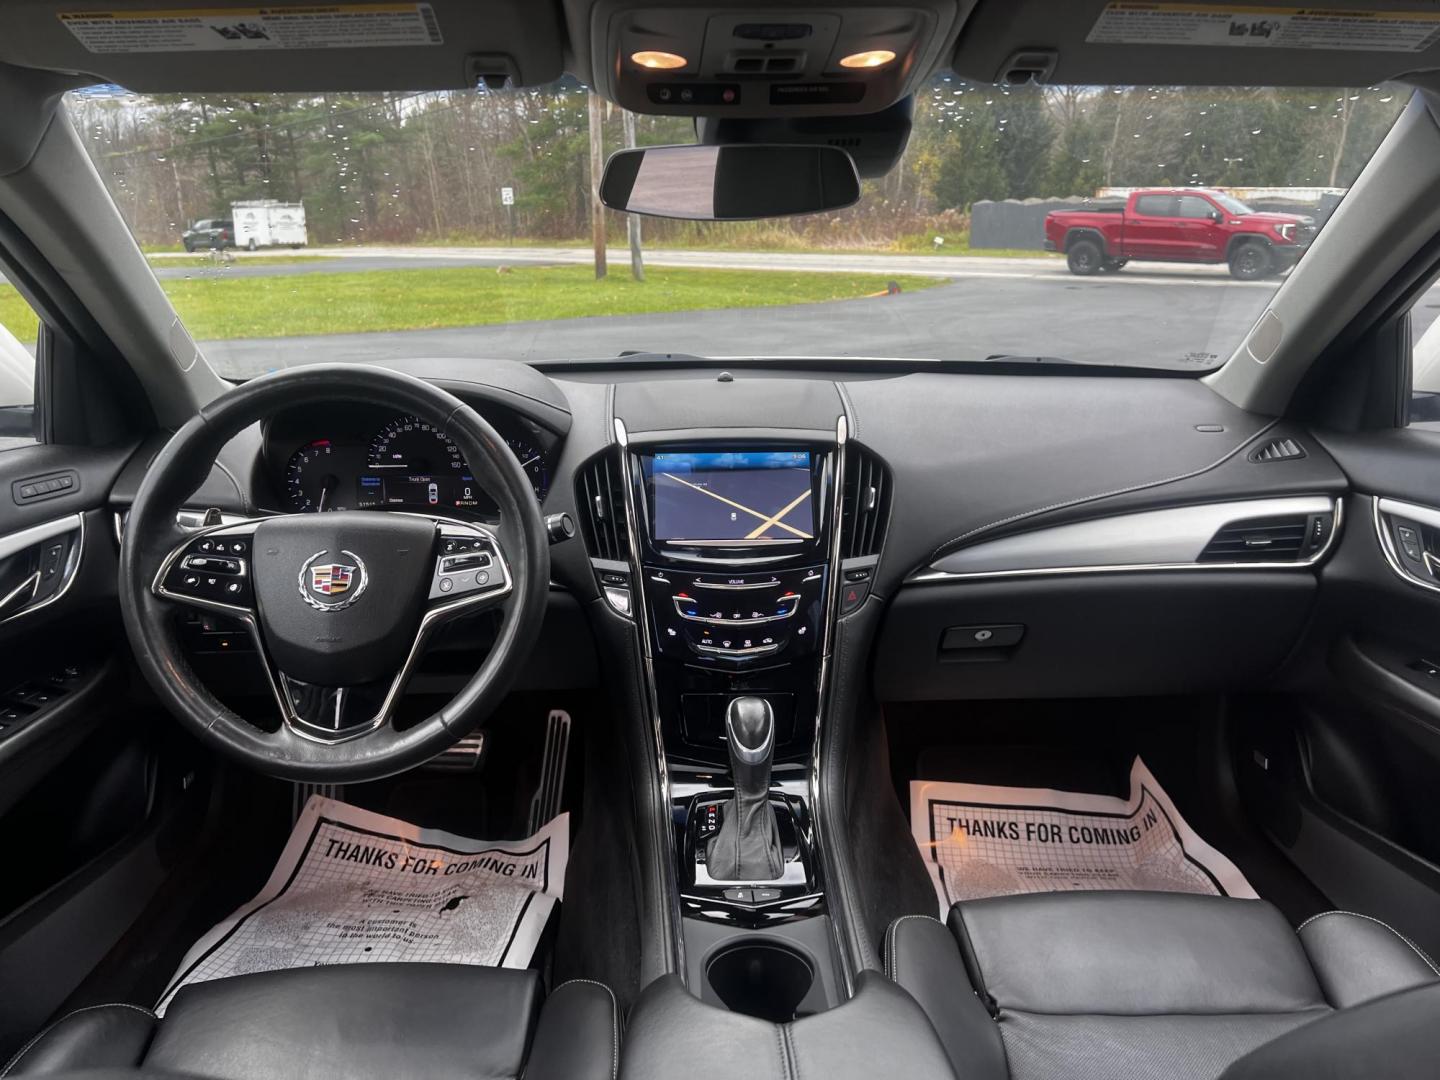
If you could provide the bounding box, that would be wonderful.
[925,418,1281,562]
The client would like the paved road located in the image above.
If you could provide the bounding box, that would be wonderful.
[150,244,1440,377]
[200,265,1280,378]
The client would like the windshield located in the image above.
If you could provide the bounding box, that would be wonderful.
[1211,193,1254,216]
[38,82,1405,375]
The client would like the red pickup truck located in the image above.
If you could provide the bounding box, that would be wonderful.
[1043,189,1315,280]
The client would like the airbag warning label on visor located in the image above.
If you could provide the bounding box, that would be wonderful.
[58,4,443,54]
[1087,3,1440,52]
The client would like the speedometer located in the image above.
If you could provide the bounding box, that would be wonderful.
[366,416,477,510]
[368,416,465,475]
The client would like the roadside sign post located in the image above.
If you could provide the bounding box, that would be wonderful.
[622,109,644,282]
[588,92,607,280]
[501,186,515,245]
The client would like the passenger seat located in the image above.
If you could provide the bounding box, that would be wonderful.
[887,892,1439,1080]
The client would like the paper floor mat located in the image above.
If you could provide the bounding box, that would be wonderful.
[157,796,568,1015]
[911,757,1256,914]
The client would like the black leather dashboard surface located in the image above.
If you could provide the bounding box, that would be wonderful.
[841,372,1287,575]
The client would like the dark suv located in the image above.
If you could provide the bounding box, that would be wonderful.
[180,218,234,251]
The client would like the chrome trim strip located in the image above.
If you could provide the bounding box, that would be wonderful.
[907,496,1342,583]
[1374,496,1440,595]
[810,412,856,997]
[613,416,687,979]
[0,513,82,562]
[0,513,85,626]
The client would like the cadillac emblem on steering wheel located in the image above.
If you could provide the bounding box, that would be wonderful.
[298,550,368,611]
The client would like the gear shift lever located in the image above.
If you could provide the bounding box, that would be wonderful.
[706,696,784,881]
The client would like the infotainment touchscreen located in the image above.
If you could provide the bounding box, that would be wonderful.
[648,450,814,543]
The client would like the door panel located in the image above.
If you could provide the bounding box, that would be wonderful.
[1235,424,1440,958]
[1126,194,1180,257]
[1177,195,1226,259]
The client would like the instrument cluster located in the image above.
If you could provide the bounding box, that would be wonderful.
[267,405,552,519]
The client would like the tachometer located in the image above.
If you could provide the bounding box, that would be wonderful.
[285,440,349,512]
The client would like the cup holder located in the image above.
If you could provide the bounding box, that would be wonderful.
[704,940,816,1022]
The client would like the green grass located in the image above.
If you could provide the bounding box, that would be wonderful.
[0,264,942,345]
[0,292,38,344]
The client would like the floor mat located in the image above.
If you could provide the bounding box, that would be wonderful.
[910,757,1257,913]
[155,795,568,1014]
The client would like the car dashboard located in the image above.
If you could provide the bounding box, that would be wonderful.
[101,355,1354,719]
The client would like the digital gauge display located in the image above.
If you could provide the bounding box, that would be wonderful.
[361,416,481,511]
[282,413,549,516]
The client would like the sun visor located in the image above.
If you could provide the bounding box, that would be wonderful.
[0,0,565,92]
[954,0,1440,87]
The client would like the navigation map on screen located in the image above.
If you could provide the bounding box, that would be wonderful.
[650,451,813,542]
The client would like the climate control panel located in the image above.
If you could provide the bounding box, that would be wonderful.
[643,564,826,665]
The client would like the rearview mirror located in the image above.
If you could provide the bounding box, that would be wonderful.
[600,144,860,221]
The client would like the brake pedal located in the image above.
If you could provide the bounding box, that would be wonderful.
[528,709,571,831]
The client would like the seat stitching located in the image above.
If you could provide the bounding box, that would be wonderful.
[884,914,943,983]
[2,1003,156,1078]
[783,1022,801,1080]
[548,979,619,1080]
[1296,911,1440,978]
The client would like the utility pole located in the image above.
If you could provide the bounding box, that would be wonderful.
[588,91,608,279]
[622,108,645,282]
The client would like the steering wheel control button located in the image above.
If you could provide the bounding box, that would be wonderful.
[429,529,506,601]
[162,532,256,608]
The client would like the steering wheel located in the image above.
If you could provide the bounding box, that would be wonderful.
[118,365,550,782]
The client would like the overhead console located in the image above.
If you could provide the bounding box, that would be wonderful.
[570,0,971,117]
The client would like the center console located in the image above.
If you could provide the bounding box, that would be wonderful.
[603,425,851,1017]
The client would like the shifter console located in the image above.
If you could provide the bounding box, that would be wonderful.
[705,697,785,881]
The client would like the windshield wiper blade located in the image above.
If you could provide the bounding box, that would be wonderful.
[981,353,1085,365]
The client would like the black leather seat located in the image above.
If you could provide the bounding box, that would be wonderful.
[888,892,1440,1080]
[2,963,617,1080]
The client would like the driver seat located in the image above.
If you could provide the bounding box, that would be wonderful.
[2,963,617,1080]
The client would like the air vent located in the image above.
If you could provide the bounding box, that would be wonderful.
[1199,516,1308,563]
[840,446,891,559]
[1248,437,1307,463]
[576,450,629,561]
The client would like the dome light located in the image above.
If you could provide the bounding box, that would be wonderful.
[839,49,896,69]
[631,50,687,70]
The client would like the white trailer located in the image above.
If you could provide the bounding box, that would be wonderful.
[231,200,307,250]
